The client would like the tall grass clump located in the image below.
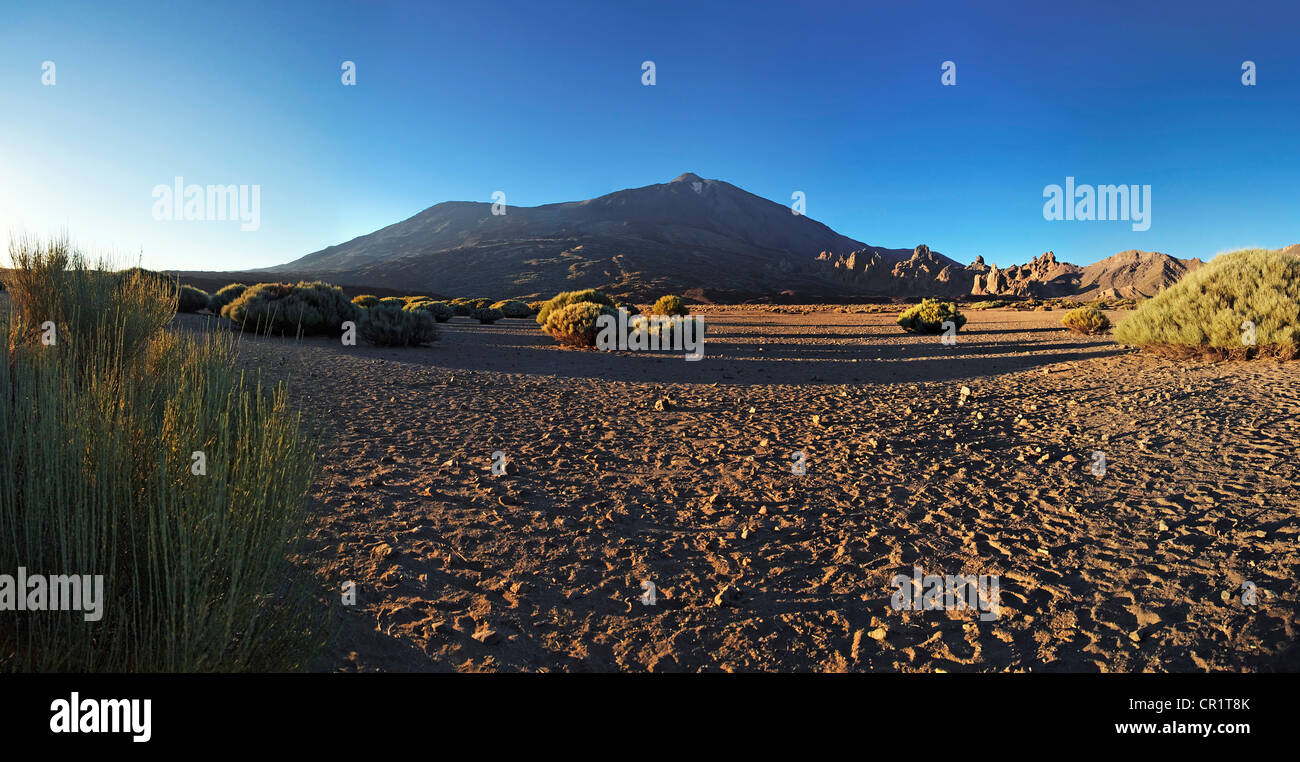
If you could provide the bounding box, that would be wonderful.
[0,237,325,672]
[1112,248,1300,359]
[897,298,966,334]
[5,236,176,361]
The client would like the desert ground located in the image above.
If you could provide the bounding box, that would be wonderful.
[205,308,1298,672]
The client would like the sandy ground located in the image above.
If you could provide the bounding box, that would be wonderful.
[214,308,1299,672]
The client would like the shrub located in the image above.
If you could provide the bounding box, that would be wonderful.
[208,283,247,315]
[527,300,547,314]
[1,237,324,671]
[178,284,210,313]
[410,301,453,322]
[224,281,359,336]
[450,301,472,316]
[352,294,379,308]
[1061,306,1111,335]
[968,300,1007,310]
[5,236,175,362]
[1112,248,1300,359]
[535,289,616,325]
[358,301,438,346]
[470,306,504,324]
[542,301,618,346]
[651,294,689,316]
[492,299,533,318]
[897,298,967,334]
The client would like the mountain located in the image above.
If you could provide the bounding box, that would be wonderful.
[268,173,929,301]
[262,172,1218,301]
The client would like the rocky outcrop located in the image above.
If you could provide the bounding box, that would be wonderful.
[971,251,1083,297]
[814,244,978,297]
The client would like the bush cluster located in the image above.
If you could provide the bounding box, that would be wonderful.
[357,301,439,346]
[223,281,359,336]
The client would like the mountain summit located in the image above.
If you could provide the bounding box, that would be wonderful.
[266,174,1202,301]
[268,173,914,300]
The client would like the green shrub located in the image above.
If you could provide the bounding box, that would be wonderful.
[358,301,438,346]
[208,283,247,315]
[178,284,210,313]
[351,294,379,308]
[651,294,689,316]
[450,301,472,316]
[470,306,504,324]
[492,299,533,318]
[535,289,616,325]
[1061,306,1110,335]
[1112,248,1300,359]
[542,301,618,346]
[224,281,359,336]
[897,299,967,334]
[1,237,323,671]
[968,299,1008,310]
[527,300,546,314]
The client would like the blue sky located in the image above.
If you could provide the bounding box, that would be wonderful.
[2,0,1297,271]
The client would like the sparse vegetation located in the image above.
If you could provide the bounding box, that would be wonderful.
[352,294,380,308]
[1,236,324,671]
[1061,306,1111,335]
[1112,248,1300,359]
[897,298,966,334]
[968,300,1008,310]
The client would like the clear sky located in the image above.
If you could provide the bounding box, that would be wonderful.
[2,0,1297,271]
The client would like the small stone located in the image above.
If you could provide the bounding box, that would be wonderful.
[868,626,887,641]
